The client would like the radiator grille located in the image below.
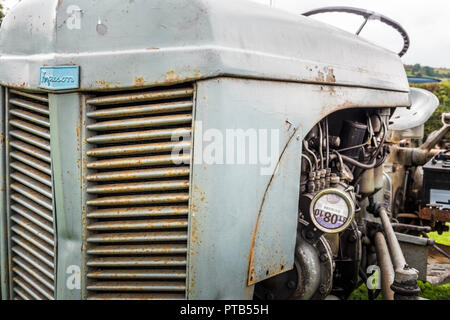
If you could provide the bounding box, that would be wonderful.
[7,89,55,300]
[85,86,194,300]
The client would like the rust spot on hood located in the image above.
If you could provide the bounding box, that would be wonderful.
[134,77,145,87]
[325,67,336,83]
[164,70,181,83]
[315,71,325,82]
[96,80,120,89]
[315,67,336,84]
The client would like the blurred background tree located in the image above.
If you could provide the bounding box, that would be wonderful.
[0,3,5,26]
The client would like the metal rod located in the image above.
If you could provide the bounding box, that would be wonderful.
[391,223,432,233]
[374,232,395,300]
[301,154,313,171]
[433,244,450,260]
[325,118,330,168]
[318,123,324,170]
[303,141,319,169]
[356,16,369,35]
[337,152,377,170]
[378,207,407,270]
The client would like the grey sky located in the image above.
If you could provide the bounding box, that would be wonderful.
[1,0,449,67]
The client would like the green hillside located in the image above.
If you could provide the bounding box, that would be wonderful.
[405,64,450,80]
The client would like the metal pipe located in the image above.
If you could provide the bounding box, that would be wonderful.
[369,115,387,162]
[303,141,318,169]
[339,153,377,170]
[391,223,432,233]
[378,207,407,270]
[318,123,324,170]
[301,154,313,172]
[325,118,330,168]
[374,232,394,300]
[378,206,420,299]
[433,244,450,260]
[356,16,370,35]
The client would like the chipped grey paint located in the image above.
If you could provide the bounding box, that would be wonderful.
[0,0,408,92]
[49,93,83,299]
[188,78,410,299]
[0,0,413,300]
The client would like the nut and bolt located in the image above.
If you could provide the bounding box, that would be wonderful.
[287,281,297,289]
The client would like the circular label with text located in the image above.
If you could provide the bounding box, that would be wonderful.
[312,193,350,232]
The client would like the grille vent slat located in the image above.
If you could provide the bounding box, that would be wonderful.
[85,86,193,300]
[88,293,185,300]
[7,90,56,300]
[9,98,50,115]
[87,127,191,145]
[9,141,51,163]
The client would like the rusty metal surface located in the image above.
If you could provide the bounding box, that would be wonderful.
[86,88,195,106]
[390,88,439,132]
[9,130,51,151]
[0,1,408,93]
[87,206,189,219]
[87,128,191,145]
[88,293,185,300]
[379,207,407,270]
[87,114,193,132]
[87,231,188,243]
[87,141,191,157]
[87,167,190,183]
[418,207,450,223]
[84,85,193,300]
[88,154,190,170]
[374,232,394,300]
[396,233,433,282]
[87,269,186,279]
[5,90,56,300]
[188,77,409,299]
[9,98,49,115]
[248,126,302,285]
[9,120,50,139]
[87,219,188,231]
[9,141,51,163]
[10,152,51,176]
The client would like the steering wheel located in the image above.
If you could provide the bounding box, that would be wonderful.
[303,6,410,57]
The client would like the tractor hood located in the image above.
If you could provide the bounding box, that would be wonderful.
[0,0,409,92]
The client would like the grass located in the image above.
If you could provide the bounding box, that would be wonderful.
[348,282,450,300]
[349,77,450,300]
[410,80,450,140]
[348,224,450,300]
[427,223,450,246]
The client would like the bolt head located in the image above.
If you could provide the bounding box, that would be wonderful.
[319,285,328,294]
[395,267,419,283]
[306,231,315,239]
[266,293,275,300]
[287,281,296,289]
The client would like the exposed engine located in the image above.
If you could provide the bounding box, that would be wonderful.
[255,108,393,300]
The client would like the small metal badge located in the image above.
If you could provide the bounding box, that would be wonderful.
[39,66,80,90]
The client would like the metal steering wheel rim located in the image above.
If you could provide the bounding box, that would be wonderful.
[303,6,410,57]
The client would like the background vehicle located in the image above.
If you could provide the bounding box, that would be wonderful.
[0,0,426,300]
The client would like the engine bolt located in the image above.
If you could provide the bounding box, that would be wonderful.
[287,281,296,289]
[319,284,327,294]
[266,293,275,300]
[320,253,328,262]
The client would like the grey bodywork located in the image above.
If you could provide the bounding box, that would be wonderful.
[0,0,408,92]
[389,88,439,140]
[0,0,410,299]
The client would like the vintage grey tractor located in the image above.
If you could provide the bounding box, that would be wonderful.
[0,0,430,300]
